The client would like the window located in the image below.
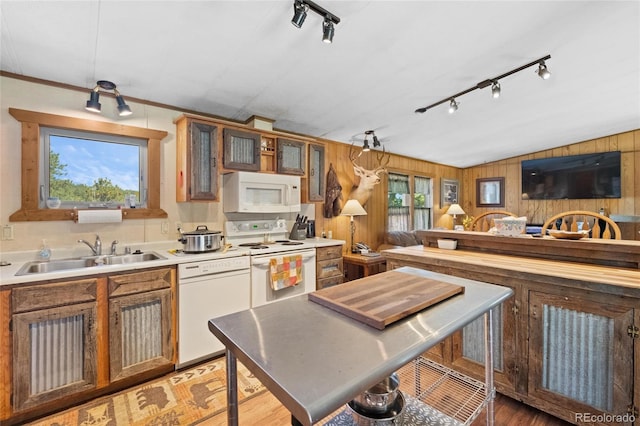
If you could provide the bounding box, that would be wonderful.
[41,127,147,209]
[387,173,432,232]
[9,108,168,222]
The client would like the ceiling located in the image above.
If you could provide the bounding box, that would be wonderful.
[1,1,639,168]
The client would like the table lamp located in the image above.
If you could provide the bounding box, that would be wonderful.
[341,199,367,253]
[446,203,465,229]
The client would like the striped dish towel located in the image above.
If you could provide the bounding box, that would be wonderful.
[269,255,303,291]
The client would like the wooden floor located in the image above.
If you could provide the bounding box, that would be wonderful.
[198,389,572,425]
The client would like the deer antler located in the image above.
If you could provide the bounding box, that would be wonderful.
[374,145,390,171]
[349,141,363,164]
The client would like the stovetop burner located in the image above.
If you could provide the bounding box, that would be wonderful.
[280,241,304,245]
[239,242,264,247]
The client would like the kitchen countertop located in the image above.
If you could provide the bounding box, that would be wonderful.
[0,238,345,288]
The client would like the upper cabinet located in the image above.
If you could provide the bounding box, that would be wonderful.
[223,129,261,171]
[277,138,306,175]
[175,116,219,202]
[306,142,325,202]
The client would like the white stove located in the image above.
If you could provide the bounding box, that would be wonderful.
[225,220,317,307]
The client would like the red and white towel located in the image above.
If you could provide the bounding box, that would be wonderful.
[269,255,303,291]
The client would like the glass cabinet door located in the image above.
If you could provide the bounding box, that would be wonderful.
[307,143,325,201]
[223,129,261,171]
[190,122,218,200]
[277,138,306,175]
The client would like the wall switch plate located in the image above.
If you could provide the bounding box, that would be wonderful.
[2,225,14,240]
[161,221,169,234]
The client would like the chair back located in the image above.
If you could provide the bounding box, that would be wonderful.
[469,210,517,232]
[541,210,621,239]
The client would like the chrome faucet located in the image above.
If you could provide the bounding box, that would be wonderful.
[78,235,102,256]
[110,240,119,255]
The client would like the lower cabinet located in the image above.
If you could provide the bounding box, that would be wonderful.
[108,268,174,382]
[4,266,176,424]
[316,245,344,289]
[11,279,99,411]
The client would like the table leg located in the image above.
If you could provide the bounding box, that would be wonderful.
[226,349,239,426]
[291,415,303,425]
[484,309,495,426]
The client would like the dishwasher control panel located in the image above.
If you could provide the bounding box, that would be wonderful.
[179,256,250,280]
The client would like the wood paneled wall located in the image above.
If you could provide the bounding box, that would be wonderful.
[462,129,640,240]
[312,141,462,252]
[312,129,639,249]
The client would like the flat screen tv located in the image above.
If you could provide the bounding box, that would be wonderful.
[522,151,621,200]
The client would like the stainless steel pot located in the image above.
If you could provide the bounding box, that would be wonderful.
[347,390,405,426]
[352,373,400,415]
[178,225,223,253]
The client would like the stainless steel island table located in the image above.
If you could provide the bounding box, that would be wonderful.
[208,266,513,425]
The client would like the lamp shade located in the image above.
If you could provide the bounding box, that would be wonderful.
[341,199,367,216]
[446,203,465,216]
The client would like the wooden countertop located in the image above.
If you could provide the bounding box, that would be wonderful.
[382,246,640,296]
[417,229,640,269]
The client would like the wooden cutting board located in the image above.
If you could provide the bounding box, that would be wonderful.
[308,270,465,330]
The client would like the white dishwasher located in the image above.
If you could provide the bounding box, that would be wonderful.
[177,255,250,369]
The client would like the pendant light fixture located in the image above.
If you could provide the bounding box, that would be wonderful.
[85,80,132,116]
[290,0,340,43]
[414,54,551,114]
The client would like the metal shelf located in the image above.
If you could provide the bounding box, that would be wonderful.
[323,356,491,426]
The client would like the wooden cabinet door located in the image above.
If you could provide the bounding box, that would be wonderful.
[223,128,261,171]
[277,138,306,175]
[528,290,634,418]
[189,121,218,200]
[109,288,173,381]
[176,117,218,201]
[307,143,325,201]
[12,302,98,410]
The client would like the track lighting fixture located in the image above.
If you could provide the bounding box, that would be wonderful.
[291,0,308,28]
[414,54,551,114]
[537,60,551,79]
[448,99,458,114]
[362,137,371,152]
[491,81,501,98]
[85,80,132,116]
[372,134,381,148]
[290,0,340,43]
[362,130,384,150]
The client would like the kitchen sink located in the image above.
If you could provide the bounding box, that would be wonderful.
[15,251,165,275]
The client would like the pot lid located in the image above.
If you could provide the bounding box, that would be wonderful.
[182,225,222,235]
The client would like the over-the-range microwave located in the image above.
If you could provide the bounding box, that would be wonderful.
[223,171,301,213]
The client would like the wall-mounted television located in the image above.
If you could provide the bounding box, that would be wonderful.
[522,151,621,200]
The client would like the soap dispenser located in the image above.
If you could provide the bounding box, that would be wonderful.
[37,239,51,262]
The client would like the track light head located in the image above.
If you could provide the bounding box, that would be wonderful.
[85,90,101,113]
[537,60,551,79]
[362,137,371,152]
[322,17,335,43]
[372,134,380,148]
[448,99,458,114]
[491,81,501,99]
[115,90,132,116]
[291,0,308,28]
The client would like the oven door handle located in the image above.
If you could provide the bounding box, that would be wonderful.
[251,252,316,267]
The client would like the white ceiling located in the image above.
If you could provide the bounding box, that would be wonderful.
[1,1,639,168]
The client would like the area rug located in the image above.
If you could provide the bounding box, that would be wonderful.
[27,357,265,426]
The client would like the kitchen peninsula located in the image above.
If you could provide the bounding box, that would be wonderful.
[383,230,640,425]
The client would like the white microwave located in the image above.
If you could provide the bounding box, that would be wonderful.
[223,171,301,213]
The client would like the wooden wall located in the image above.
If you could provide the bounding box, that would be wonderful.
[462,129,640,240]
[312,140,462,251]
[312,129,639,249]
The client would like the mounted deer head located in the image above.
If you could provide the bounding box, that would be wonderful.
[348,142,390,206]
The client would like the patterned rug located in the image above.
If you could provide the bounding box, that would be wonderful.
[27,357,265,426]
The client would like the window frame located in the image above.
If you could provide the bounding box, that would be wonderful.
[9,108,168,222]
[40,126,148,209]
[386,171,433,232]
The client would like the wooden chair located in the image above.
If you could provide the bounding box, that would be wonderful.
[541,210,621,239]
[469,210,518,232]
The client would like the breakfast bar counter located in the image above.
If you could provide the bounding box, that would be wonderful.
[208,266,513,425]
[382,234,640,425]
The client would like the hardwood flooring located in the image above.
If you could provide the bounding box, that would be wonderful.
[198,389,572,425]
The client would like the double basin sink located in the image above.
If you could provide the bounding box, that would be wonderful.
[16,252,165,276]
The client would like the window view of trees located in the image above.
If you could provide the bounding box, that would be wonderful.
[387,173,432,232]
[49,150,138,204]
